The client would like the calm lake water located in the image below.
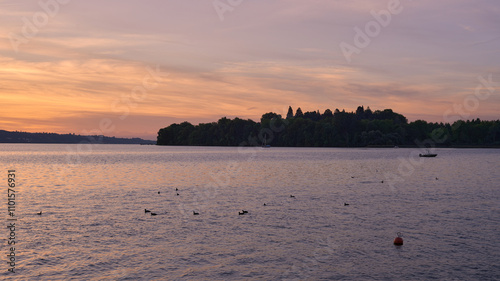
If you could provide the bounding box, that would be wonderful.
[1,144,499,280]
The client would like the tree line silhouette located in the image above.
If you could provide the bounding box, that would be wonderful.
[157,106,500,147]
[0,130,154,144]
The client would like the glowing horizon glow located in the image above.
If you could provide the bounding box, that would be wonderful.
[0,0,498,140]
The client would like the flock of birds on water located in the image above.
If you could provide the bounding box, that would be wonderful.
[140,188,352,217]
[34,176,440,216]
[142,187,214,216]
[138,175,439,217]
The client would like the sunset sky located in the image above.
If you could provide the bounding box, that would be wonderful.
[1,0,499,140]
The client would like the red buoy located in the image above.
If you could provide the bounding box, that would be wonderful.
[394,232,403,245]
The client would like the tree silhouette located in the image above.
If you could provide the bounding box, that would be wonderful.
[356,105,364,117]
[295,107,304,118]
[322,109,333,119]
[156,106,500,147]
[0,130,151,144]
[286,106,294,119]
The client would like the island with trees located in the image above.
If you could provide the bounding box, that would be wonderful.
[157,106,500,147]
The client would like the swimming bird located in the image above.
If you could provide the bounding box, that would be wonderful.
[175,188,178,191]
[238,211,245,215]
[37,211,42,215]
[381,180,384,183]
[193,211,199,215]
[290,195,295,198]
[242,210,248,214]
[151,212,158,216]
[435,177,439,180]
[145,209,151,213]
[344,203,349,206]
[176,193,179,196]
[263,203,267,206]
[158,191,160,194]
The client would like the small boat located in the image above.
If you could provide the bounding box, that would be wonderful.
[419,150,437,157]
[419,153,437,157]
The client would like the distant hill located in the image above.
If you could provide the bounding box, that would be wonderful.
[0,130,155,144]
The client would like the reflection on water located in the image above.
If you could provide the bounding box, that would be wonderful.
[0,144,499,280]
